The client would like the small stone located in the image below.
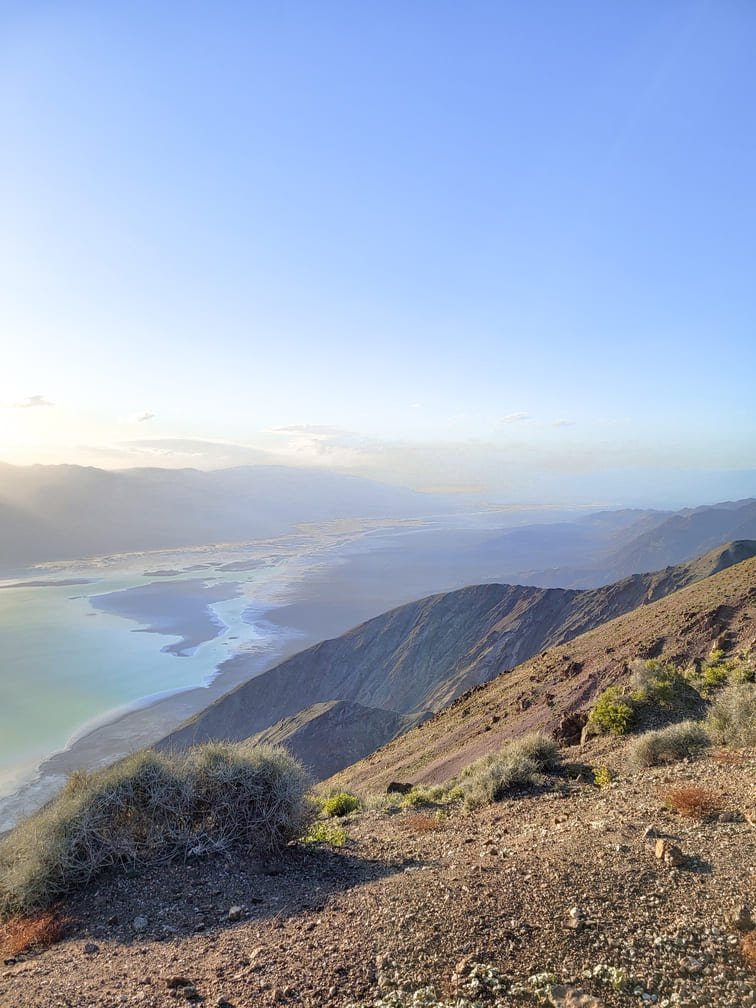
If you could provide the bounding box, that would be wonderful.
[83,942,99,954]
[182,986,201,1002]
[730,905,754,931]
[454,955,476,977]
[654,839,684,866]
[133,916,148,932]
[386,781,413,795]
[549,985,604,1008]
[227,905,244,922]
[680,956,704,975]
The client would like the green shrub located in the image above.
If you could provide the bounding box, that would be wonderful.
[301,820,348,847]
[588,687,635,736]
[684,648,755,696]
[730,660,756,685]
[0,743,311,917]
[628,659,686,707]
[400,783,455,808]
[321,791,361,818]
[628,721,711,768]
[400,787,432,808]
[593,765,614,788]
[706,684,756,747]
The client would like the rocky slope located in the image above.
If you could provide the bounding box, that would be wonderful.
[159,543,756,780]
[326,552,756,796]
[2,742,753,1008]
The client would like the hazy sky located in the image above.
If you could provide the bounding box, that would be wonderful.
[1,2,754,502]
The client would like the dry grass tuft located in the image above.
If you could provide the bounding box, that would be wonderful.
[661,786,722,820]
[628,721,710,768]
[0,910,71,958]
[0,743,312,917]
[706,684,756,747]
[402,813,443,834]
[740,931,756,968]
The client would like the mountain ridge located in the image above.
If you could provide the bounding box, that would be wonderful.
[158,540,756,779]
[325,549,756,794]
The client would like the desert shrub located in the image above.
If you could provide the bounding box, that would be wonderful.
[401,813,443,834]
[459,754,541,809]
[588,687,635,736]
[400,787,433,808]
[684,647,755,696]
[458,732,561,810]
[321,791,361,818]
[506,732,560,768]
[661,786,722,820]
[741,932,756,969]
[187,742,312,851]
[0,743,311,917]
[629,659,687,707]
[706,683,756,747]
[628,721,710,768]
[301,820,347,847]
[402,782,458,807]
[593,765,614,788]
[0,910,71,958]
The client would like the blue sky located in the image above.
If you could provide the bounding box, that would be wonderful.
[1,2,754,504]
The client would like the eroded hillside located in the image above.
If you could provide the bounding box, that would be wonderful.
[326,553,756,795]
[159,544,756,782]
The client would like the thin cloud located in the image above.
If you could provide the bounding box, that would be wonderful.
[553,418,576,427]
[12,395,54,409]
[268,424,346,436]
[498,412,531,424]
[131,411,156,423]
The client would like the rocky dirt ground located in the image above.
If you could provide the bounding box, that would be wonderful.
[1,743,754,1008]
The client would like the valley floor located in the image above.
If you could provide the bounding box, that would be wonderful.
[1,744,754,1008]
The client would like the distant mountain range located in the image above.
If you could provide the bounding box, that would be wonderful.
[158,540,756,779]
[0,462,453,568]
[474,497,756,587]
[1,462,754,588]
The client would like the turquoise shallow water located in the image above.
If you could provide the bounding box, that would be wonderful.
[0,545,297,799]
[0,509,549,814]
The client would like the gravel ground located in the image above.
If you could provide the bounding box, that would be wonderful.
[1,745,753,1008]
